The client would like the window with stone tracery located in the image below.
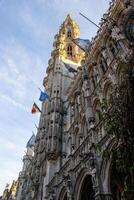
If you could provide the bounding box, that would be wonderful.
[108,37,119,57]
[97,55,108,76]
[67,45,72,56]
[100,59,107,74]
[67,30,71,38]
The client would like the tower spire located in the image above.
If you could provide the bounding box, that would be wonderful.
[52,14,84,64]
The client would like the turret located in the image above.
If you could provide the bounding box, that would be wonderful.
[2,184,9,200]
[16,135,35,200]
[45,15,84,161]
[8,181,18,200]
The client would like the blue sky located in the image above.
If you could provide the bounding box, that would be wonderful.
[0,0,110,194]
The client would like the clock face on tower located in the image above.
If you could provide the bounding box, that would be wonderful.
[125,14,134,42]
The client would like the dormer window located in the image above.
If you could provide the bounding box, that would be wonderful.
[67,30,72,38]
[67,45,72,56]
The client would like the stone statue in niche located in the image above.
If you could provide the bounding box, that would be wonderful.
[111,25,125,41]
[91,167,99,194]
[93,65,100,84]
[47,135,52,152]
[71,105,75,117]
[102,48,108,62]
[88,117,95,130]
[55,112,60,123]
[102,48,111,66]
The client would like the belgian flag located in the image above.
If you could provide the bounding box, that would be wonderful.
[31,102,41,114]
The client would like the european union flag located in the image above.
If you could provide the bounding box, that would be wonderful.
[39,91,49,101]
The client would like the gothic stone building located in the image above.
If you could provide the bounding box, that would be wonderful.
[16,0,134,199]
[2,181,18,200]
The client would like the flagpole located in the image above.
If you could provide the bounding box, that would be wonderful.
[38,87,51,102]
[34,123,38,130]
[32,131,35,135]
[79,12,100,29]
[38,87,42,92]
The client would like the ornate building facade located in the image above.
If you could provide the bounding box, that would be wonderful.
[16,0,134,199]
[1,181,18,200]
[16,135,36,200]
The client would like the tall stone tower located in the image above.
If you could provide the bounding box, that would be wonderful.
[32,15,84,200]
[16,134,35,200]
[14,1,134,199]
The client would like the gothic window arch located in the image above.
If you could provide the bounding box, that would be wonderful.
[100,57,107,74]
[67,29,72,38]
[74,169,95,200]
[88,66,96,91]
[100,61,106,74]
[116,62,125,85]
[95,54,108,78]
[110,161,123,200]
[67,136,72,156]
[92,64,100,84]
[103,80,113,101]
[79,175,95,200]
[81,90,85,108]
[93,98,102,124]
[58,187,67,200]
[67,45,73,56]
[108,37,119,57]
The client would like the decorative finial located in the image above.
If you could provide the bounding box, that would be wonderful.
[66,14,72,21]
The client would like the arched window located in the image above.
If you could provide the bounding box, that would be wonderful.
[110,161,124,200]
[67,30,71,37]
[67,45,72,56]
[99,55,108,76]
[100,60,106,74]
[108,37,119,57]
[79,175,95,200]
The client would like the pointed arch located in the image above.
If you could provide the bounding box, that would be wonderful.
[67,29,72,38]
[73,168,95,200]
[100,138,125,199]
[67,45,73,56]
[103,79,113,101]
[58,187,67,200]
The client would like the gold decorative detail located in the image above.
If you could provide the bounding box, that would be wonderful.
[52,14,84,64]
[2,181,18,199]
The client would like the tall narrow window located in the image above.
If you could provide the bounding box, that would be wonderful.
[67,30,71,38]
[109,38,119,56]
[67,45,72,56]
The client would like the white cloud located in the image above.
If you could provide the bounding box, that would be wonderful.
[0,160,22,195]
[0,37,45,102]
[0,138,25,195]
[1,94,29,112]
[0,138,25,155]
[0,70,27,100]
[19,6,51,41]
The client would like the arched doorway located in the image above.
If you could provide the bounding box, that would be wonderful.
[58,187,67,200]
[79,175,95,200]
[62,192,67,200]
[110,161,124,200]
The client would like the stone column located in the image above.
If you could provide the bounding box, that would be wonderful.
[62,172,74,200]
[81,62,95,132]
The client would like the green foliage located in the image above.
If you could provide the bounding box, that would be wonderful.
[102,61,134,194]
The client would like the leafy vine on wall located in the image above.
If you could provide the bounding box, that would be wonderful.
[102,60,134,197]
